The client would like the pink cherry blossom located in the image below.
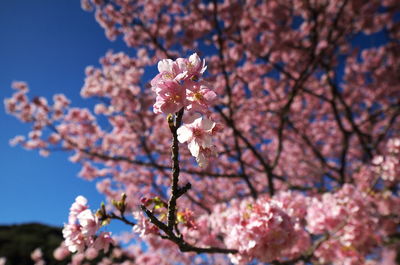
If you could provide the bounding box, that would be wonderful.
[132,211,159,238]
[62,196,113,254]
[153,80,186,114]
[53,243,70,260]
[6,0,400,264]
[85,247,99,260]
[220,197,297,264]
[93,232,114,252]
[31,248,44,265]
[177,116,217,167]
[179,53,207,80]
[371,138,400,183]
[151,53,212,115]
[185,80,217,113]
[77,209,100,237]
[156,58,187,82]
[63,223,87,253]
[68,195,88,224]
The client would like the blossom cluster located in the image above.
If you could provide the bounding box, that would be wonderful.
[151,53,214,114]
[307,185,379,264]
[151,53,220,167]
[372,138,400,183]
[4,0,400,263]
[211,197,298,264]
[62,196,114,254]
[203,184,396,265]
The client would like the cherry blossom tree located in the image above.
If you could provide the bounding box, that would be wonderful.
[5,0,400,264]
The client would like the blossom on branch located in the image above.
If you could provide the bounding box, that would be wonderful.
[185,80,217,114]
[151,53,215,115]
[62,196,113,253]
[68,195,88,224]
[5,0,400,263]
[177,115,218,167]
[153,80,186,114]
[217,198,297,264]
[178,53,207,81]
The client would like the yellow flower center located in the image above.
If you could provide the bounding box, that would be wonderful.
[164,73,173,79]
[172,95,181,103]
[193,92,203,101]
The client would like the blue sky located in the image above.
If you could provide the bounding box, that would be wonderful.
[0,0,130,228]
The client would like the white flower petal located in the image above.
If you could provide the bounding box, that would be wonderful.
[196,152,207,168]
[175,71,188,81]
[177,126,192,143]
[200,62,207,74]
[157,59,174,73]
[176,58,187,72]
[183,112,201,124]
[75,196,87,206]
[201,117,215,131]
[189,53,201,66]
[188,140,200,157]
